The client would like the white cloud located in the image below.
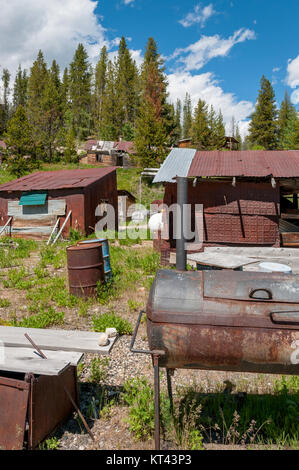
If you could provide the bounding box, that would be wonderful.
[287,55,299,88]
[172,28,256,72]
[0,0,111,75]
[272,67,281,73]
[179,3,216,28]
[286,55,299,104]
[167,71,254,138]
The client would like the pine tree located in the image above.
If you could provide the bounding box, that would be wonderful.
[278,90,297,149]
[235,123,242,150]
[191,99,210,149]
[27,50,49,157]
[69,43,92,139]
[100,61,118,140]
[13,66,28,110]
[0,69,11,133]
[215,110,226,149]
[115,37,140,136]
[64,127,77,163]
[4,105,37,176]
[248,75,278,149]
[175,99,182,140]
[182,93,192,139]
[135,37,168,166]
[207,105,217,149]
[94,46,108,131]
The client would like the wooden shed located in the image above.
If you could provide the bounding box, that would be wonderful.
[153,149,299,259]
[0,167,118,239]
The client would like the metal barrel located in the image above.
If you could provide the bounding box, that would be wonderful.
[66,243,104,299]
[79,238,112,281]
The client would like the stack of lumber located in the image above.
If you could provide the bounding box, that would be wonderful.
[0,326,117,376]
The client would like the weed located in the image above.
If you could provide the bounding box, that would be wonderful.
[89,357,110,383]
[92,312,132,335]
[39,437,60,450]
[127,299,143,312]
[12,307,64,328]
[0,298,10,308]
[122,376,171,441]
[3,267,34,289]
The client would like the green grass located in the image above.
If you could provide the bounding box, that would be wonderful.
[117,167,164,209]
[92,311,133,335]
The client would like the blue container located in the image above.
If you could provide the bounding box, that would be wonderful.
[79,238,112,280]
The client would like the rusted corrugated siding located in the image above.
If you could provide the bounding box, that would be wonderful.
[163,181,280,247]
[188,150,299,178]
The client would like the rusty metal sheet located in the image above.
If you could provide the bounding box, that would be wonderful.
[0,168,117,192]
[28,366,78,449]
[188,150,299,178]
[0,376,29,450]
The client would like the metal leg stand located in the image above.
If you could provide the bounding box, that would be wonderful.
[166,368,174,416]
[153,354,160,451]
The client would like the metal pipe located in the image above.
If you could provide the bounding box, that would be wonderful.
[153,354,160,451]
[51,210,72,245]
[0,217,12,237]
[176,176,188,271]
[47,218,60,245]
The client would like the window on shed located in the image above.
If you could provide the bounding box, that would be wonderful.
[19,191,48,215]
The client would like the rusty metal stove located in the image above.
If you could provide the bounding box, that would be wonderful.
[130,269,299,449]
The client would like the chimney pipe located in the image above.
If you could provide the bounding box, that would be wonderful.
[176,176,188,271]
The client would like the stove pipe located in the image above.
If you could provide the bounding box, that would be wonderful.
[176,176,188,271]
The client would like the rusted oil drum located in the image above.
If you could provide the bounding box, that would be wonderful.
[66,243,104,299]
[146,269,299,375]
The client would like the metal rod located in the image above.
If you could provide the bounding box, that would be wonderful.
[176,177,188,271]
[0,217,12,237]
[153,354,160,451]
[166,369,174,416]
[64,387,95,441]
[47,218,60,245]
[52,210,72,245]
[24,333,47,359]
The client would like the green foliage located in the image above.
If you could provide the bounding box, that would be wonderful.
[0,298,11,308]
[39,437,60,450]
[182,93,192,140]
[122,376,171,441]
[191,99,210,149]
[12,307,64,329]
[92,312,132,335]
[89,357,110,383]
[248,75,278,149]
[4,105,38,176]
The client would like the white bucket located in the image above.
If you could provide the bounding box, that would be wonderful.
[258,262,292,274]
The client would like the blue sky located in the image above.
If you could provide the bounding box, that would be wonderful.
[1,0,299,136]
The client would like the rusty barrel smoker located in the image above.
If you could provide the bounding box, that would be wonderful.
[130,268,299,449]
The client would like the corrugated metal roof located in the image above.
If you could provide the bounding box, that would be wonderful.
[0,167,117,192]
[188,150,299,178]
[153,148,196,183]
[114,141,135,153]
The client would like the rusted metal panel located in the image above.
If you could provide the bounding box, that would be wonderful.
[188,150,299,178]
[163,181,280,248]
[28,366,78,449]
[0,168,117,191]
[0,375,29,450]
[67,243,104,299]
[146,269,299,374]
[281,232,299,247]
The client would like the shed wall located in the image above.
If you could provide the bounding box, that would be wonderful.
[163,181,280,248]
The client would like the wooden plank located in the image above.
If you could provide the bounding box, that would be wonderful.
[3,347,83,368]
[0,326,117,354]
[8,200,66,217]
[281,213,299,220]
[13,215,57,228]
[187,252,260,269]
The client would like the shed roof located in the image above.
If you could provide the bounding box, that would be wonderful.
[153,148,196,183]
[188,150,299,178]
[153,149,299,183]
[0,167,117,192]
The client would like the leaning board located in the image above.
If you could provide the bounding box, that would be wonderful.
[0,326,118,354]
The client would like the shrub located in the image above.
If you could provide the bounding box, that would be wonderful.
[92,312,133,335]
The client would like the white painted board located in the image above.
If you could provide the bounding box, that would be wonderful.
[0,347,81,376]
[0,326,118,354]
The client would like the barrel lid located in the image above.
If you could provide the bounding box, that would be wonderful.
[67,242,102,251]
[146,269,299,329]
